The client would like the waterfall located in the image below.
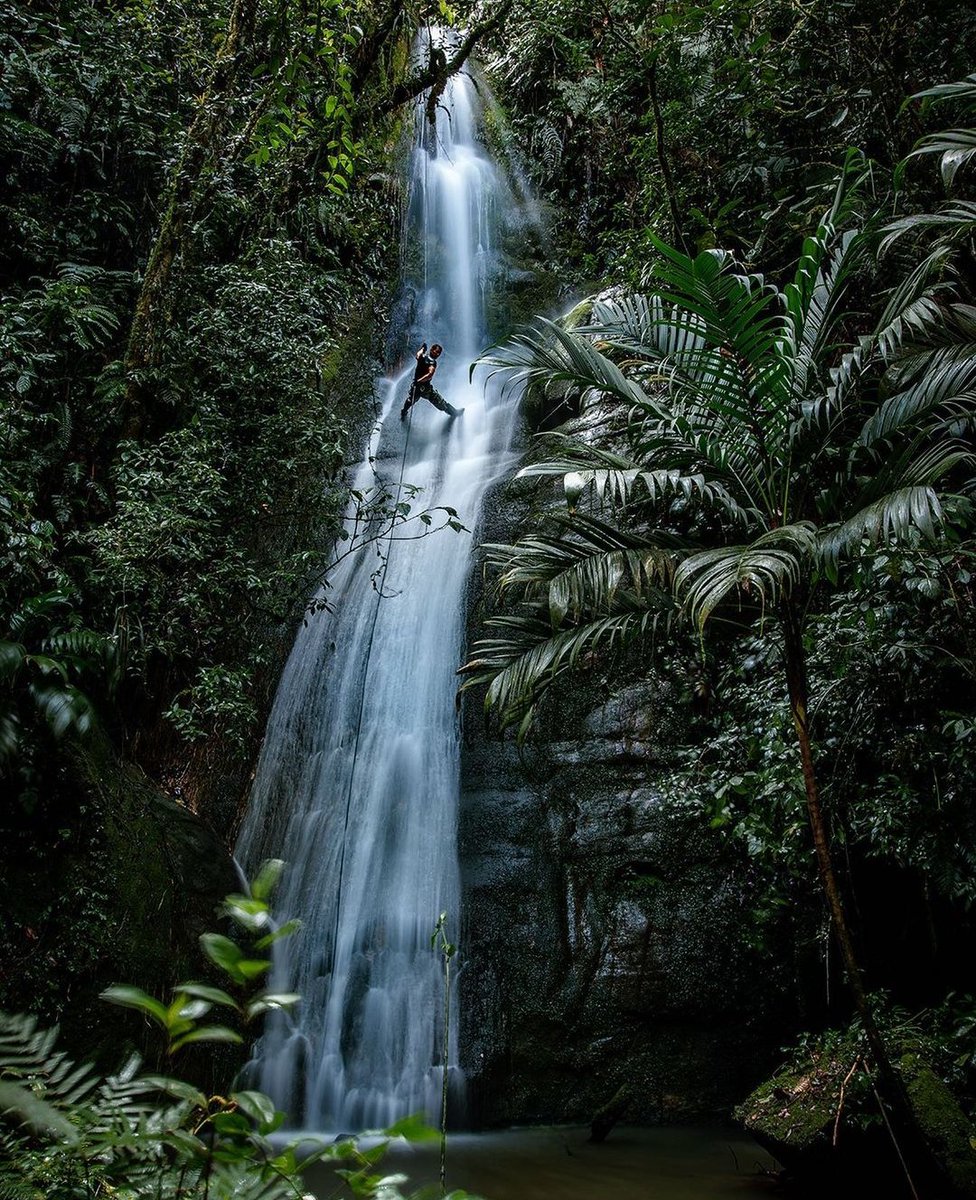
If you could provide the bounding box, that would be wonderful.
[236,56,529,1132]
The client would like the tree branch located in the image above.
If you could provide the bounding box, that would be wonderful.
[378,2,515,118]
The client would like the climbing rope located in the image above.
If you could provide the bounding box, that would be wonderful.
[327,387,415,967]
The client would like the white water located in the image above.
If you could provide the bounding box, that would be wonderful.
[237,63,526,1131]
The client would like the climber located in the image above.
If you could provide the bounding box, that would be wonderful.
[400,341,463,419]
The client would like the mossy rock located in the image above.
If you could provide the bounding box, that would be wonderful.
[738,1048,976,1198]
[0,727,237,1084]
[735,1057,844,1165]
[903,1054,976,1197]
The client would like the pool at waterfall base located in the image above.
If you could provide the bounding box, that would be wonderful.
[303,1124,782,1199]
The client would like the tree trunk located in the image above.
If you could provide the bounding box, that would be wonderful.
[648,59,690,256]
[589,1083,631,1143]
[377,2,515,118]
[781,600,942,1198]
[123,0,257,440]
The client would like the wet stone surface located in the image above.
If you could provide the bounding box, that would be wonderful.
[458,479,788,1128]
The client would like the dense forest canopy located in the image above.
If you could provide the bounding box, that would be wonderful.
[3,0,976,1196]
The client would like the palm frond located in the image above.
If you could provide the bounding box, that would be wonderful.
[851,435,971,505]
[517,440,753,522]
[463,510,684,733]
[860,349,976,446]
[483,509,678,618]
[547,548,672,627]
[0,1080,77,1140]
[909,129,976,189]
[650,237,785,362]
[583,292,708,362]
[493,533,674,628]
[476,318,658,412]
[874,283,951,362]
[880,203,976,258]
[460,608,667,735]
[675,524,818,629]
[912,73,976,106]
[785,224,862,403]
[823,437,971,566]
[822,487,946,565]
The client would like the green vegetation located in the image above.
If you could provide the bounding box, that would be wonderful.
[0,0,506,1030]
[486,0,976,279]
[737,1001,976,1194]
[1,0,508,783]
[0,866,473,1200]
[463,16,976,1188]
[4,0,976,1190]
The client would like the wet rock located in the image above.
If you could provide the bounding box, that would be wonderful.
[460,571,786,1121]
[457,425,793,1129]
[0,726,236,1081]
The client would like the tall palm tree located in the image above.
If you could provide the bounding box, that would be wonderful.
[461,196,974,1171]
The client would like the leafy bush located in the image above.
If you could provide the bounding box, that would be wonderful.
[0,863,476,1200]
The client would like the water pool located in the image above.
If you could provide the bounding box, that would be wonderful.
[304,1124,781,1199]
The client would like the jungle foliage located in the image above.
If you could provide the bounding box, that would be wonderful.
[5,0,976,1174]
[485,0,976,280]
[0,0,503,1037]
[0,865,470,1200]
[0,0,505,783]
[467,25,976,1175]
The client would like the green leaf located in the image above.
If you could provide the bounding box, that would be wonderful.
[142,1075,208,1107]
[168,1025,243,1053]
[171,995,211,1023]
[385,1113,439,1142]
[250,859,285,902]
[210,1110,252,1136]
[25,654,68,680]
[222,894,271,933]
[0,1080,78,1141]
[246,992,301,1019]
[200,932,244,971]
[232,1090,278,1128]
[164,1128,208,1157]
[100,985,169,1026]
[270,1146,301,1174]
[174,982,239,1010]
[236,958,272,981]
[0,641,26,678]
[253,918,302,949]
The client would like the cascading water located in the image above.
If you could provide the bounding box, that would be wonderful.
[237,54,532,1132]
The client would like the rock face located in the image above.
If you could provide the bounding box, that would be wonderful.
[457,478,788,1127]
[459,680,782,1125]
[0,727,237,1080]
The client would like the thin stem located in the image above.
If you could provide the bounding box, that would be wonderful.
[440,950,451,1195]
[648,59,690,256]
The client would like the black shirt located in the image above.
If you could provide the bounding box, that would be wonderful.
[413,352,436,385]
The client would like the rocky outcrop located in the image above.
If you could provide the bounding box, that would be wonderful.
[0,726,236,1079]
[458,475,790,1127]
[737,1047,976,1197]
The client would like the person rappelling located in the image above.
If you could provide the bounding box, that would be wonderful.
[400,341,463,420]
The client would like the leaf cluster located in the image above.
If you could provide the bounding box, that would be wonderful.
[0,864,479,1200]
[487,0,976,280]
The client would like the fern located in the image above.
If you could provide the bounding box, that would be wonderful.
[0,973,453,1200]
[531,122,562,175]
